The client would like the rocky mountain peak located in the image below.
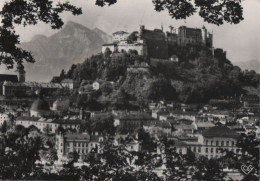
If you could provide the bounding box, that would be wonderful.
[21,21,112,82]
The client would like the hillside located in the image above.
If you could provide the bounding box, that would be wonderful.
[54,44,260,104]
[21,21,111,82]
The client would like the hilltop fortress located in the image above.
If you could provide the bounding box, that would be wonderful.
[102,25,213,60]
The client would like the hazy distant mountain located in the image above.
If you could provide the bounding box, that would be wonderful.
[234,60,260,73]
[21,21,112,82]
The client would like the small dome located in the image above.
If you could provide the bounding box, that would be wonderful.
[30,98,50,111]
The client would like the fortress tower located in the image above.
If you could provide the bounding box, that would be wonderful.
[202,25,207,44]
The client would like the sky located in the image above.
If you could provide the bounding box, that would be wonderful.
[0,0,260,74]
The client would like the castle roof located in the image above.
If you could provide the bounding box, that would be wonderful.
[142,29,165,40]
[0,74,18,83]
[202,125,240,138]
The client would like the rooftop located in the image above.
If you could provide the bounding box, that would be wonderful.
[0,74,18,83]
[202,125,240,138]
[113,31,129,35]
[64,133,90,140]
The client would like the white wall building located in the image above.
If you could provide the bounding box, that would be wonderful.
[0,113,9,125]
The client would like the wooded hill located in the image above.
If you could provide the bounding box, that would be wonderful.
[53,44,260,104]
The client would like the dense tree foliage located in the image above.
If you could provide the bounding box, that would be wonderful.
[1,125,258,180]
[96,0,244,25]
[55,46,260,105]
[0,128,43,179]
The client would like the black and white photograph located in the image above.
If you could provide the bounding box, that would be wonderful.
[0,0,259,180]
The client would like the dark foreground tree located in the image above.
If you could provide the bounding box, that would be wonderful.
[0,0,82,68]
[218,132,260,181]
[0,0,244,68]
[97,0,244,25]
[0,132,43,179]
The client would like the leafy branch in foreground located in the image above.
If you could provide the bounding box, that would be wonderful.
[0,0,82,68]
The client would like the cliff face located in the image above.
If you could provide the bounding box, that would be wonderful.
[21,21,111,82]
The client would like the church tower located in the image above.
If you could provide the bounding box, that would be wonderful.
[17,63,26,82]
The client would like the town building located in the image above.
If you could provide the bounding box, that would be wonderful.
[171,119,197,135]
[187,125,240,159]
[2,81,63,97]
[16,117,81,133]
[0,113,9,125]
[241,94,259,109]
[0,74,18,95]
[170,110,198,122]
[88,134,104,154]
[52,98,70,112]
[112,31,129,43]
[61,79,74,90]
[56,132,91,161]
[114,113,157,133]
[114,134,141,152]
[143,120,172,137]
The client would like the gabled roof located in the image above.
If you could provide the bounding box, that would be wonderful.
[0,74,18,82]
[113,31,129,35]
[202,125,240,138]
[65,133,90,140]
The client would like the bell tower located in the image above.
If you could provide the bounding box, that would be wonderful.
[17,63,26,82]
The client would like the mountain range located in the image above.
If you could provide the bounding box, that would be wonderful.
[21,21,111,82]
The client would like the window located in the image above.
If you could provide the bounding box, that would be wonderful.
[221,141,224,146]
[206,140,208,145]
[198,147,201,153]
[211,148,214,153]
[226,141,229,146]
[216,141,219,146]
[211,141,213,145]
[193,147,196,152]
[232,141,235,146]
[206,148,208,153]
